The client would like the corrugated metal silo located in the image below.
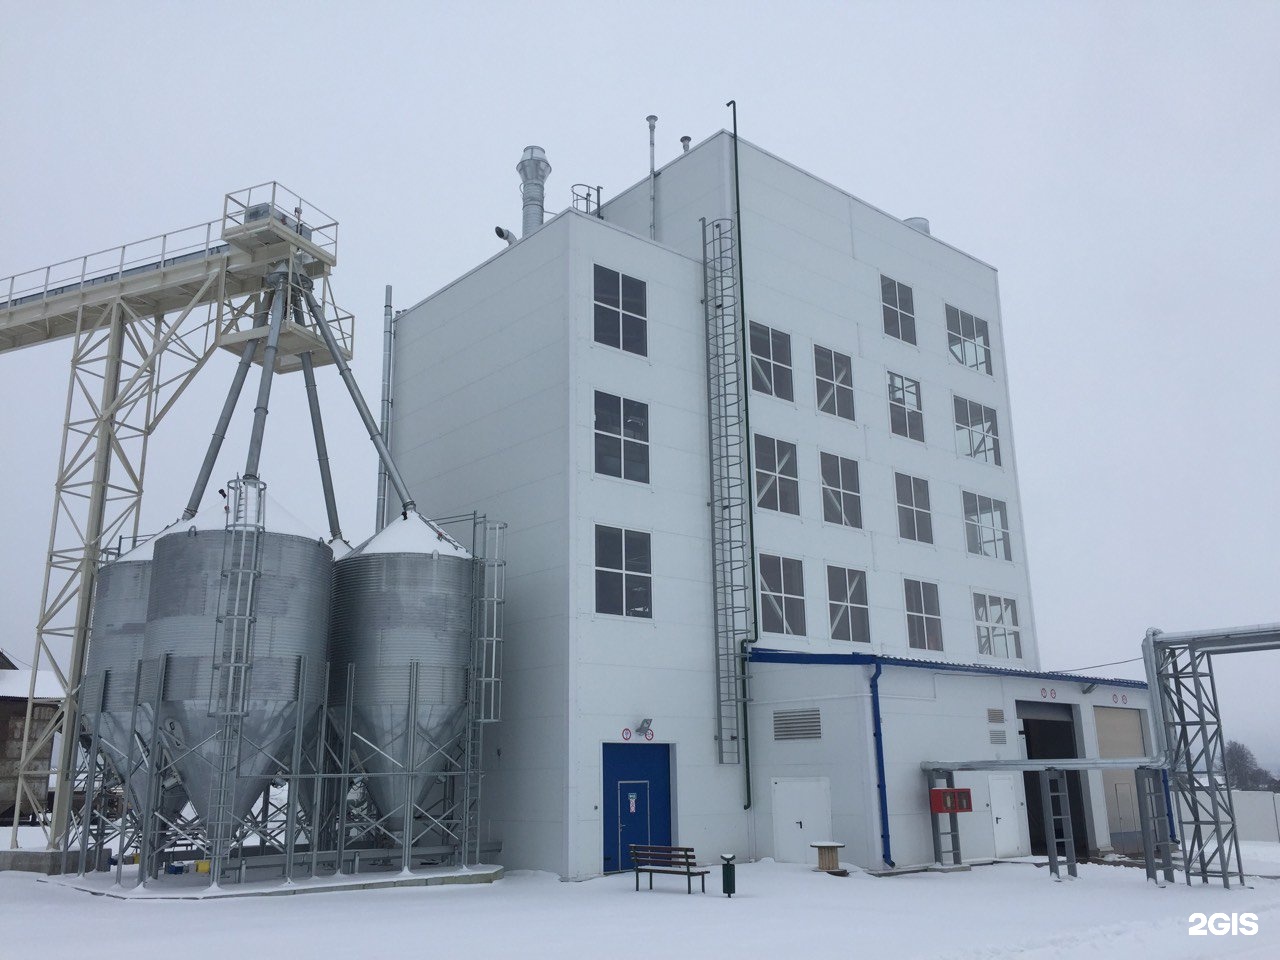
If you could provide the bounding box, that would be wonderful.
[329,513,472,831]
[141,508,331,826]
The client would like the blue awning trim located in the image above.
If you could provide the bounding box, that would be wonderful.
[749,648,1148,690]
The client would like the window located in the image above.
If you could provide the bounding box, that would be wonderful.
[594,525,651,618]
[895,472,933,543]
[953,396,1002,465]
[755,435,799,515]
[881,275,916,344]
[749,322,793,401]
[760,553,806,635]
[974,593,1022,659]
[946,305,992,375]
[888,372,924,441]
[963,491,1012,560]
[594,391,649,483]
[814,345,855,420]
[904,578,943,651]
[820,452,862,527]
[827,565,870,643]
[593,264,647,356]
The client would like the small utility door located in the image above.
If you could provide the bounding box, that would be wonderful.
[601,743,672,873]
[988,774,1023,858]
[771,777,832,866]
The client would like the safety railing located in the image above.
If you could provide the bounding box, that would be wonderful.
[222,182,338,260]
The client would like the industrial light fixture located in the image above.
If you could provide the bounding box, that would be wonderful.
[635,719,653,737]
[1081,683,1098,694]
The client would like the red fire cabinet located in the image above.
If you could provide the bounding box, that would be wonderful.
[929,787,973,814]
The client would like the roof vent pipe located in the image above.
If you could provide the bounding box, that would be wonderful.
[646,115,658,240]
[495,226,518,246]
[517,146,551,237]
[680,136,691,153]
[904,217,931,236]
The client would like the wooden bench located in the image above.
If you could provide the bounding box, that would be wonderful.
[629,844,709,894]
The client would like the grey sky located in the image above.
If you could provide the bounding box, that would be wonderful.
[2,1,1277,766]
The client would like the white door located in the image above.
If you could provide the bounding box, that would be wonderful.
[771,777,833,865]
[988,774,1023,858]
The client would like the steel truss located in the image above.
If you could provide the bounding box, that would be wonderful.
[1146,624,1280,887]
[5,184,351,851]
[701,217,753,765]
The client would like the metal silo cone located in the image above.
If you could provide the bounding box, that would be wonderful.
[143,527,331,827]
[329,514,473,834]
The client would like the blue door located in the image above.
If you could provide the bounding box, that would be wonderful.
[602,743,671,872]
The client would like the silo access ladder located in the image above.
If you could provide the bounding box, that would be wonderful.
[206,477,267,881]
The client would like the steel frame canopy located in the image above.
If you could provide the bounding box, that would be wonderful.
[2,184,353,849]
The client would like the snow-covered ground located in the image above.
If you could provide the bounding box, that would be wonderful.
[3,853,1279,959]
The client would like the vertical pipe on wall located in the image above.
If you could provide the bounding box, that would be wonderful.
[870,661,895,868]
[376,284,394,532]
[646,115,658,240]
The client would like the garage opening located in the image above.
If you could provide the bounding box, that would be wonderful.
[1017,701,1089,858]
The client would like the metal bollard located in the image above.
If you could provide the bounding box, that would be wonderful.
[721,853,736,897]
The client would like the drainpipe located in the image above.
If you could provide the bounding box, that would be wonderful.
[376,284,393,532]
[741,640,753,810]
[870,661,895,868]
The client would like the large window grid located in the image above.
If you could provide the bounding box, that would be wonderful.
[814,345,855,420]
[593,264,647,356]
[904,578,943,651]
[760,554,806,635]
[827,565,870,643]
[963,491,1012,560]
[974,593,1022,659]
[594,391,649,483]
[594,525,652,618]
[895,472,933,543]
[881,275,917,344]
[755,435,800,515]
[946,305,993,375]
[749,322,794,401]
[820,452,862,527]
[954,396,1002,465]
[888,372,924,441]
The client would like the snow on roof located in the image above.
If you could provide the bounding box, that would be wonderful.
[349,512,470,559]
[0,668,63,701]
[122,493,326,561]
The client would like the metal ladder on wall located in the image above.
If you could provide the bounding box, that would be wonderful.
[702,218,752,765]
[1136,766,1176,885]
[1039,770,1078,879]
[926,769,963,866]
[460,519,506,865]
[207,477,266,882]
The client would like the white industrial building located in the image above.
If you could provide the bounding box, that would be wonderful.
[388,129,1154,879]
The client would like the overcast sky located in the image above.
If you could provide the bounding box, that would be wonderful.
[1,1,1276,766]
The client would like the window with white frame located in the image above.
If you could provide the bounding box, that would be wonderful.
[888,372,924,441]
[760,553,806,635]
[820,452,862,527]
[827,565,870,643]
[904,578,943,651]
[749,321,794,401]
[963,491,1012,560]
[755,435,800,515]
[881,275,916,344]
[946,305,993,375]
[814,345,855,420]
[895,472,933,543]
[594,525,652,618]
[974,592,1022,658]
[593,390,649,483]
[953,396,1002,465]
[593,264,647,356]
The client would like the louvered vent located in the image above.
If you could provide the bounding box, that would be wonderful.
[989,729,1008,745]
[987,708,1005,724]
[773,708,822,741]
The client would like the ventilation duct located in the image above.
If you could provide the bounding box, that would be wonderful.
[772,707,822,741]
[517,146,551,237]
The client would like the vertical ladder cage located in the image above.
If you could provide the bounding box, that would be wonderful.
[207,476,267,882]
[1039,769,1077,880]
[702,218,753,765]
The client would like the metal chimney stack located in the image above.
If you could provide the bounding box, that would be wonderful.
[517,145,551,237]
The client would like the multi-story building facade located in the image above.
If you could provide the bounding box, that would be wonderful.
[389,131,1151,878]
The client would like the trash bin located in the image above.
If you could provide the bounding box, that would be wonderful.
[721,853,736,897]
